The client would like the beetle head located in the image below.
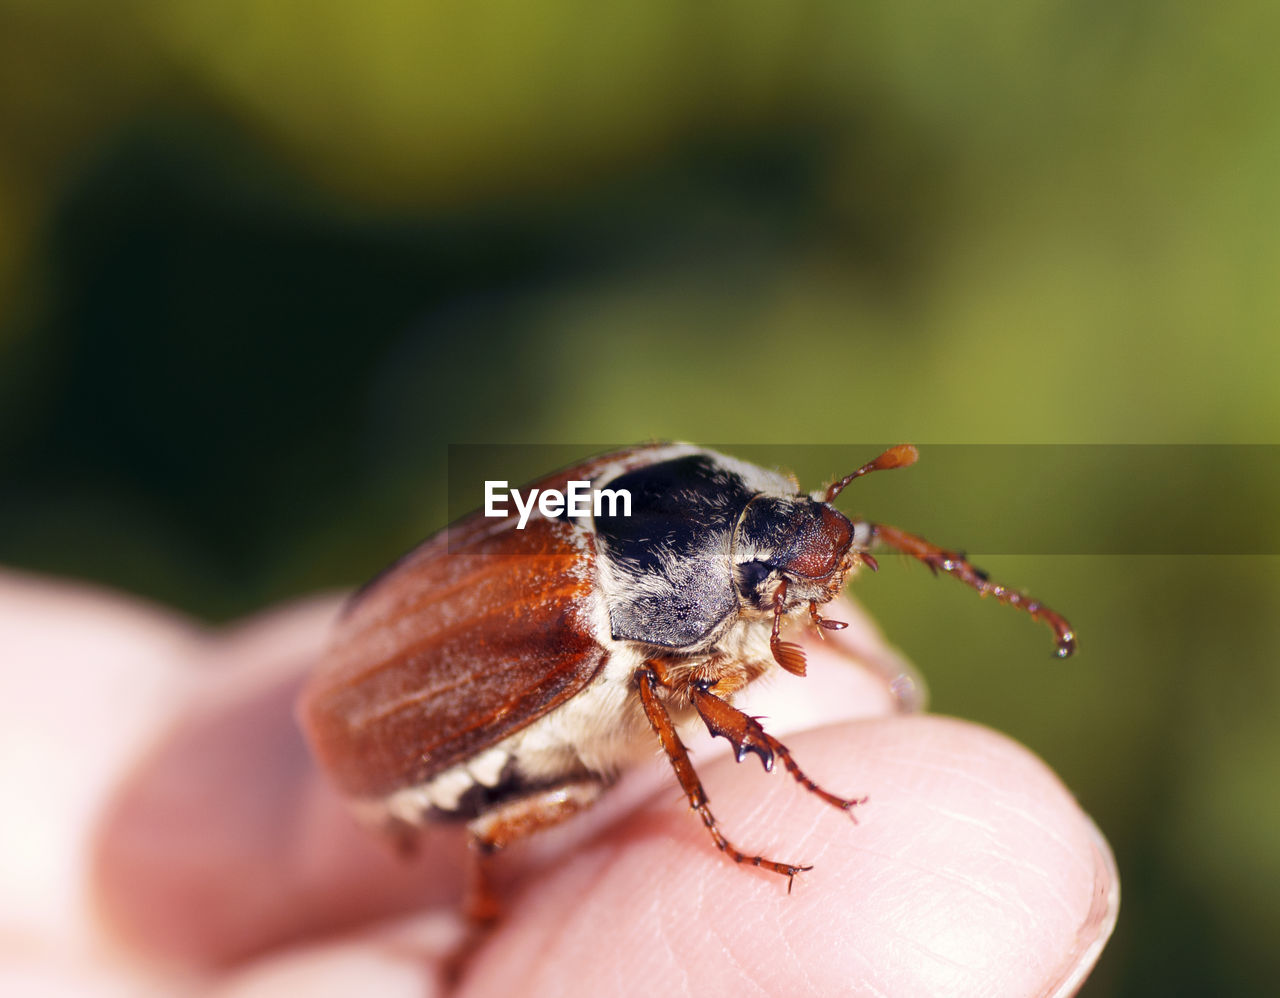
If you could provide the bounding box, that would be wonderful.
[732,497,856,612]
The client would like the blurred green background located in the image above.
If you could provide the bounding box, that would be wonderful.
[2,3,1277,994]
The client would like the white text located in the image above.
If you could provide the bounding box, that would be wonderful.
[484,480,631,528]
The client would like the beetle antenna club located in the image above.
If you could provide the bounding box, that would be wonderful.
[823,443,919,502]
[770,578,808,675]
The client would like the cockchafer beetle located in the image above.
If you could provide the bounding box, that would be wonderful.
[297,444,1075,920]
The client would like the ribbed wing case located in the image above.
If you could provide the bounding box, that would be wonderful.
[298,459,626,801]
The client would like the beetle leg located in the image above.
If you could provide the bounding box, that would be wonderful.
[689,679,866,819]
[770,580,807,676]
[636,666,812,890]
[866,522,1077,658]
[464,779,606,924]
[462,842,503,929]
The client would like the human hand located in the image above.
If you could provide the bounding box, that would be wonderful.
[0,569,1116,996]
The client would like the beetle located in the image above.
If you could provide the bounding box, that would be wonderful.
[297,444,1075,920]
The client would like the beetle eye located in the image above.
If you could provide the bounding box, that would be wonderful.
[734,560,774,602]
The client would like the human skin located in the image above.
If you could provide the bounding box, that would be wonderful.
[0,570,1116,996]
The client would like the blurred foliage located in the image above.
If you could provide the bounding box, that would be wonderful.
[2,2,1278,994]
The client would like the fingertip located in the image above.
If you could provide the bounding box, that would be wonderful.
[460,715,1115,998]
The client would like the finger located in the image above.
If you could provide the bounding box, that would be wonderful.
[90,595,916,968]
[91,598,468,968]
[0,570,200,955]
[459,716,1117,998]
[205,912,460,998]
